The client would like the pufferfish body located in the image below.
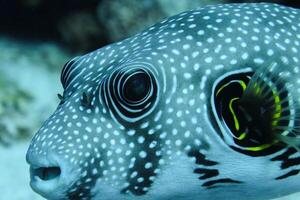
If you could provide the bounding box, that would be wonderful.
[26,3,300,200]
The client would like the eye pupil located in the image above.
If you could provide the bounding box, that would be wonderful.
[123,72,150,102]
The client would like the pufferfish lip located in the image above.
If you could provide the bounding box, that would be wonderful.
[30,166,61,196]
[30,165,61,181]
[27,153,80,199]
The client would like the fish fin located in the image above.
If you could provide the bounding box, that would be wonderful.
[276,135,300,152]
[239,62,300,151]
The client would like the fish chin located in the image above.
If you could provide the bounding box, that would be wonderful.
[30,179,67,200]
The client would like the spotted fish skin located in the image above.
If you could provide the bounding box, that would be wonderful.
[26,3,300,200]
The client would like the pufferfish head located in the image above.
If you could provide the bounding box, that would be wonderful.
[26,3,300,200]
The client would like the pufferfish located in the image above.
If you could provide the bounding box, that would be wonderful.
[26,3,300,200]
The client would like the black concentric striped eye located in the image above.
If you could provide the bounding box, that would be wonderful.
[100,65,158,123]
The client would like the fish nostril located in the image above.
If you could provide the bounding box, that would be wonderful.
[32,167,61,181]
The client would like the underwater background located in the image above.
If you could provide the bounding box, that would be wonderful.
[0,0,300,199]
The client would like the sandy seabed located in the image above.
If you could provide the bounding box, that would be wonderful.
[0,143,299,200]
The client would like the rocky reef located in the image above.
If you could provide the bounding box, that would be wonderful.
[0,37,71,146]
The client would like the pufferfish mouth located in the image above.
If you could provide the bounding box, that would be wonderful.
[27,152,80,199]
[29,163,62,198]
[30,166,61,181]
[30,165,62,198]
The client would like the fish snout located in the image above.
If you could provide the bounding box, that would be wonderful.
[26,149,80,199]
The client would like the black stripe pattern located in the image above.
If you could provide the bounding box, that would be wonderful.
[61,56,81,89]
[188,149,242,188]
[271,148,300,180]
[121,145,161,195]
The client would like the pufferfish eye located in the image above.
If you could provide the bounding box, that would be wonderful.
[100,65,158,123]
